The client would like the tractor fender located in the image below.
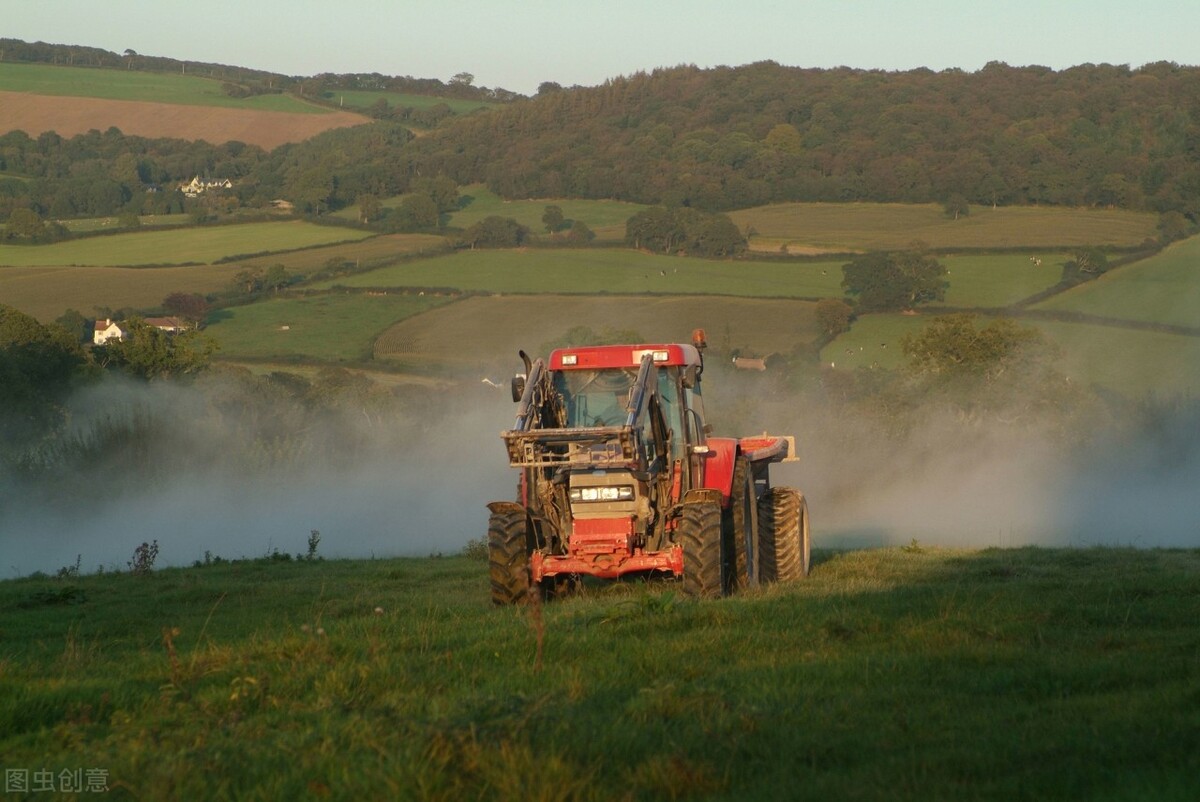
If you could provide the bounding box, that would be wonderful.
[700,436,738,506]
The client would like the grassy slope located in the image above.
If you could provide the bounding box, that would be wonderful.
[731,202,1159,251]
[0,222,374,267]
[1,547,1196,800]
[0,62,327,113]
[373,295,822,375]
[208,293,454,362]
[0,234,446,322]
[446,185,649,240]
[315,248,1061,308]
[1033,236,1200,328]
[324,90,495,115]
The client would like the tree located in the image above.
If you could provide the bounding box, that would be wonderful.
[398,193,439,229]
[460,216,530,248]
[1061,246,1109,284]
[0,305,91,450]
[815,299,854,336]
[841,250,948,312]
[97,317,215,379]
[542,205,565,233]
[358,193,381,224]
[162,292,210,325]
[943,195,970,220]
[4,208,45,240]
[263,264,291,293]
[902,314,1043,381]
[450,72,474,87]
[566,220,595,244]
[54,309,91,343]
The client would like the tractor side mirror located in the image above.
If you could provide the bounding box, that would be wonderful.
[511,374,526,403]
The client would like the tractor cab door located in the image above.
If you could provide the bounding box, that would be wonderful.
[656,364,709,496]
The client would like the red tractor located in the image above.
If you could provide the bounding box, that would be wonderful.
[486,329,810,603]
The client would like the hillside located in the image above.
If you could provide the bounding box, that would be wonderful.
[404,61,1200,216]
[0,90,370,150]
[2,548,1197,800]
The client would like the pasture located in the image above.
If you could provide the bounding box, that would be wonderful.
[323,90,496,115]
[315,246,1060,308]
[206,292,452,362]
[0,221,374,267]
[373,294,822,374]
[1033,236,1200,329]
[0,264,245,322]
[0,62,325,112]
[730,202,1159,251]
[447,185,649,240]
[1,547,1196,800]
[821,311,1200,398]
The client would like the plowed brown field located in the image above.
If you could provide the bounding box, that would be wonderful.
[0,91,370,149]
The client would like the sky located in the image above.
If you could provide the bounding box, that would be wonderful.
[5,0,1199,96]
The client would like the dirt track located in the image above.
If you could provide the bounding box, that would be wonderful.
[0,91,370,150]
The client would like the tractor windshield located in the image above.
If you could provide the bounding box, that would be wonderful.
[553,368,638,428]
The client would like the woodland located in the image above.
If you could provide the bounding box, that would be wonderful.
[1,59,1199,227]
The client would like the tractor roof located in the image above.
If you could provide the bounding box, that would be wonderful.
[549,343,702,371]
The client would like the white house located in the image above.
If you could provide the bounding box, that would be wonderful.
[93,316,189,345]
[93,318,126,345]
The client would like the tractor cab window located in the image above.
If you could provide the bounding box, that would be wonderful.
[657,367,688,460]
[553,368,638,428]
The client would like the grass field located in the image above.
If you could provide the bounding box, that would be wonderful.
[0,264,246,321]
[373,294,822,373]
[822,312,1200,397]
[0,234,447,322]
[206,293,454,362]
[316,247,845,297]
[1033,236,1200,329]
[731,202,1159,251]
[447,185,649,240]
[1,547,1196,800]
[322,90,496,115]
[0,62,328,113]
[0,222,374,267]
[315,246,1059,308]
[1034,321,1200,397]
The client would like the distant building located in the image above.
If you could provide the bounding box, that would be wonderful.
[179,176,233,197]
[93,316,189,345]
[93,318,126,345]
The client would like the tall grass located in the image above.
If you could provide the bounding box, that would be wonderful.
[1,547,1196,800]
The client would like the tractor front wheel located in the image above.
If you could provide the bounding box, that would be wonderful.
[680,500,725,599]
[758,487,810,583]
[488,508,532,605]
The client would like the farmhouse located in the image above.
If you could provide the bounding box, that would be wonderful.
[180,176,234,197]
[93,316,189,345]
[93,318,125,345]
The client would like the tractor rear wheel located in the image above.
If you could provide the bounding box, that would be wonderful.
[758,488,810,583]
[680,500,724,599]
[488,508,532,605]
[727,456,759,591]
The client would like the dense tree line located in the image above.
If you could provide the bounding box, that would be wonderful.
[403,61,1200,220]
[5,59,1200,229]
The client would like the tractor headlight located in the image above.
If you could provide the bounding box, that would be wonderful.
[569,485,634,502]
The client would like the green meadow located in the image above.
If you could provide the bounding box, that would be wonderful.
[1,547,1196,800]
[0,62,328,113]
[0,222,374,267]
[1033,236,1200,329]
[731,202,1159,251]
[323,90,496,115]
[206,293,453,362]
[447,185,649,239]
[315,247,1058,308]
